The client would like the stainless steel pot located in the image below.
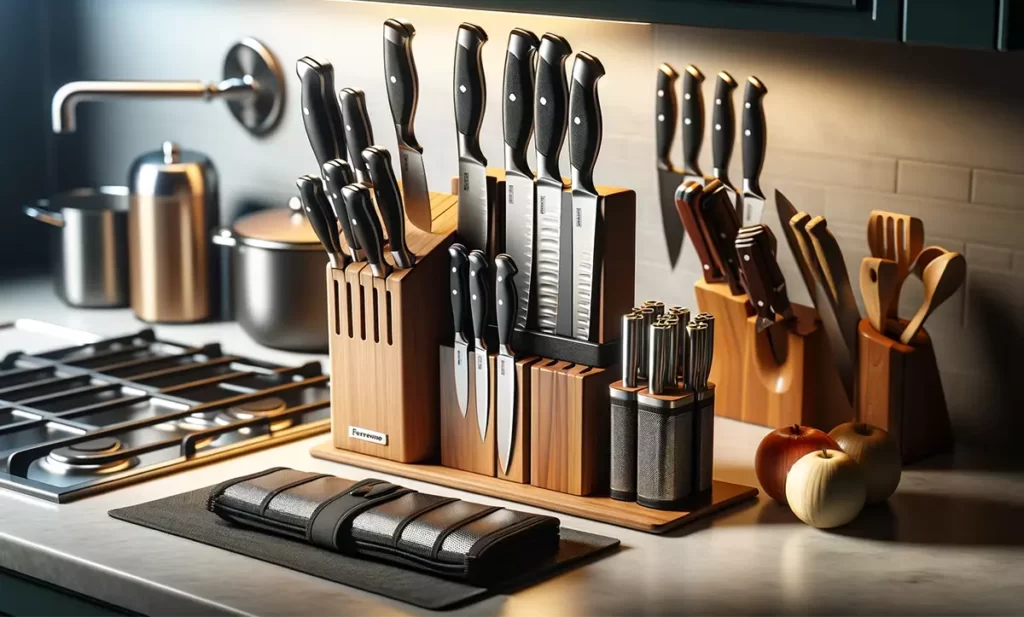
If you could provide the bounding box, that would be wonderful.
[23,187,130,308]
[213,198,329,352]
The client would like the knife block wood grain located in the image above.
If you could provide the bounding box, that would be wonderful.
[693,280,753,421]
[530,359,616,496]
[497,356,540,484]
[438,346,495,476]
[856,319,952,463]
[328,192,456,463]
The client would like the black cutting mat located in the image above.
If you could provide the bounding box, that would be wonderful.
[109,485,620,611]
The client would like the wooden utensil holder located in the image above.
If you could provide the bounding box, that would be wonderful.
[327,192,457,463]
[857,319,952,463]
[694,279,852,430]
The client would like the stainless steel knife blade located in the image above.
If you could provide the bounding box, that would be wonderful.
[740,76,767,226]
[449,243,471,417]
[454,23,490,255]
[655,63,686,268]
[468,249,490,441]
[494,253,519,474]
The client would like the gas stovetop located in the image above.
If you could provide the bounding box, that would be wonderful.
[0,323,331,502]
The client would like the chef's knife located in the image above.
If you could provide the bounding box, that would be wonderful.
[503,28,540,331]
[569,52,606,342]
[495,253,519,474]
[675,181,724,283]
[322,159,365,262]
[655,63,686,269]
[468,249,490,441]
[681,65,706,186]
[711,71,738,212]
[383,18,432,233]
[342,184,391,278]
[533,33,572,336]
[700,181,745,295]
[339,88,375,185]
[363,146,415,269]
[454,23,490,255]
[449,243,471,417]
[296,174,344,268]
[740,76,767,226]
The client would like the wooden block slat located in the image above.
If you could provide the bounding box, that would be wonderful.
[439,346,495,477]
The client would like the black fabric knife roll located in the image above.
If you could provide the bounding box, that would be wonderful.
[207,467,561,584]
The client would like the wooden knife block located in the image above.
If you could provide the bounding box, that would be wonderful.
[530,359,616,496]
[694,279,852,430]
[327,192,456,463]
[857,319,952,463]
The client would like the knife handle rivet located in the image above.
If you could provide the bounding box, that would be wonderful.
[716,98,721,105]
[743,254,750,261]
[715,123,722,130]
[684,93,691,100]
[303,107,309,116]
[703,264,710,270]
[657,114,664,122]
[684,118,691,125]
[745,102,751,109]
[757,300,764,307]
[460,84,467,93]
[390,75,397,83]
[498,299,503,306]
[509,93,517,102]
[497,276,503,282]
[657,89,664,97]
[452,267,457,273]
[745,129,751,137]
[540,97,547,105]
[574,116,581,125]
[472,294,477,300]
[453,289,458,295]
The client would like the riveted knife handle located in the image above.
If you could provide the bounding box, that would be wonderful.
[468,249,489,345]
[675,181,724,283]
[569,52,605,194]
[711,71,737,184]
[655,63,679,172]
[742,76,767,196]
[449,243,470,341]
[339,88,375,181]
[454,23,488,149]
[735,236,776,326]
[752,226,792,319]
[363,146,415,269]
[495,253,519,352]
[681,65,705,177]
[503,28,539,173]
[534,33,571,182]
[297,174,341,258]
[296,57,343,170]
[343,183,391,278]
[383,19,421,151]
[322,159,362,254]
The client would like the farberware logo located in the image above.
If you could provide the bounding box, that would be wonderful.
[348,426,388,445]
[539,195,547,215]
[462,172,470,191]
[508,184,515,204]
[575,207,583,227]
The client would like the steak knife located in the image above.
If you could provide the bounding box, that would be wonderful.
[322,159,365,262]
[681,65,706,187]
[363,146,415,269]
[735,232,786,364]
[740,76,768,226]
[675,181,724,283]
[342,184,391,278]
[700,181,745,295]
[468,249,490,441]
[454,23,490,255]
[339,88,375,185]
[569,52,606,342]
[655,63,686,269]
[495,253,519,474]
[711,71,739,212]
[383,18,432,233]
[533,33,572,336]
[502,28,540,331]
[449,243,471,417]
[296,175,344,268]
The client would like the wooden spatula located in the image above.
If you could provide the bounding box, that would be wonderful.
[859,257,899,335]
[899,251,966,344]
[867,210,924,317]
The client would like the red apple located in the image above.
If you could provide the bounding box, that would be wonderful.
[755,424,839,503]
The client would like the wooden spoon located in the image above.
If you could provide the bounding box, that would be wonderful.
[912,245,947,279]
[899,251,966,344]
[859,257,899,334]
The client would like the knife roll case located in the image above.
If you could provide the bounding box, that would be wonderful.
[207,467,560,584]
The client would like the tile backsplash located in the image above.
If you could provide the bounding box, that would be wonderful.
[48,0,1024,448]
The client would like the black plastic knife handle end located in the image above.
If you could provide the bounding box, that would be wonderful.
[339,88,375,175]
[494,253,519,351]
[681,64,705,176]
[362,146,415,269]
[655,63,680,171]
[296,56,341,170]
[342,183,390,278]
[454,23,488,138]
[384,19,420,150]
[449,243,470,339]
[742,76,768,193]
[503,28,540,156]
[322,159,360,251]
[296,174,340,258]
[534,33,571,181]
[468,249,489,344]
[712,71,738,182]
[569,52,606,190]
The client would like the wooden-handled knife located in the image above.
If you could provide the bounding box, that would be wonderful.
[675,181,724,284]
[699,180,745,296]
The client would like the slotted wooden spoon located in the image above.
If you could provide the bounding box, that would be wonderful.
[859,257,899,335]
[867,210,924,317]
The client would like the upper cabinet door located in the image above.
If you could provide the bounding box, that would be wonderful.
[903,0,1001,49]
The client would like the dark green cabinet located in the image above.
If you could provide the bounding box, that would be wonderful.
[903,0,1008,49]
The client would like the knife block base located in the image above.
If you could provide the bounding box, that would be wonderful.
[857,319,952,463]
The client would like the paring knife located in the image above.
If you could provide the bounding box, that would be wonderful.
[735,232,786,365]
[383,18,432,233]
[655,63,686,269]
[740,76,767,227]
[681,65,706,187]
[342,183,391,279]
[502,28,540,331]
[322,159,365,262]
[363,146,415,269]
[711,71,739,211]
[533,33,572,336]
[449,243,471,417]
[675,181,725,283]
[495,253,519,474]
[339,88,375,185]
[700,180,745,296]
[454,23,490,255]
[468,249,490,441]
[296,175,344,268]
[569,52,606,342]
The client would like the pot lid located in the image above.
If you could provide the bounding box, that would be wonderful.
[45,186,129,212]
[231,198,321,248]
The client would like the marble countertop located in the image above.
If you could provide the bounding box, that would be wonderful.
[1,276,1022,616]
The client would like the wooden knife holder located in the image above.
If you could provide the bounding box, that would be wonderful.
[694,279,852,430]
[327,192,456,463]
[857,319,952,463]
[438,347,495,476]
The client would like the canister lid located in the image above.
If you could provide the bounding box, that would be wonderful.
[230,198,322,250]
[129,142,216,198]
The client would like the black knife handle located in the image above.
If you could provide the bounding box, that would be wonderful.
[339,88,375,180]
[711,71,737,184]
[675,181,724,283]
[296,57,342,170]
[454,23,488,145]
[534,33,571,182]
[752,226,792,319]
[655,63,679,172]
[322,159,361,253]
[343,183,391,278]
[702,182,744,295]
[503,28,539,173]
[297,174,340,258]
[569,52,605,193]
[449,243,470,341]
[363,146,415,269]
[468,249,489,345]
[383,18,421,151]
[681,65,705,177]
[742,76,768,197]
[495,253,519,354]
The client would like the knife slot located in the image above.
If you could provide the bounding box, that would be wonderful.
[333,280,341,337]
[372,288,380,344]
[385,291,393,346]
[359,284,367,342]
